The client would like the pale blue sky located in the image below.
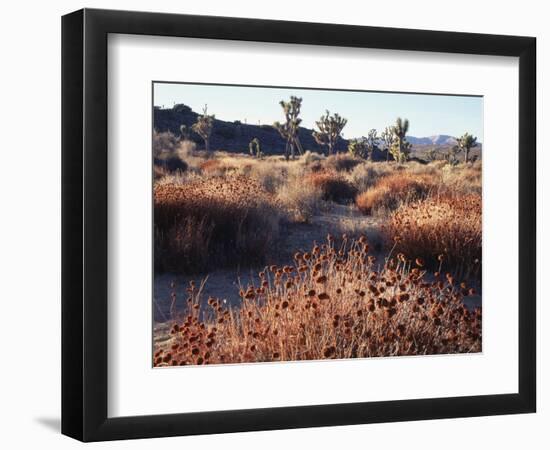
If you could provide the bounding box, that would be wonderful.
[154,82,483,141]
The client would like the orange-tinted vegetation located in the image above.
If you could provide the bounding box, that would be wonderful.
[154,237,481,367]
[154,175,280,273]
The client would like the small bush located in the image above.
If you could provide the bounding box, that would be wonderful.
[356,172,437,215]
[153,130,178,158]
[384,194,482,279]
[325,153,362,172]
[306,171,358,203]
[176,140,197,159]
[301,150,325,166]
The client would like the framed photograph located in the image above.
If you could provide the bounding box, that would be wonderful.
[62,8,536,441]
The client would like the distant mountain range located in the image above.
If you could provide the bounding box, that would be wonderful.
[408,135,457,146]
[154,104,481,159]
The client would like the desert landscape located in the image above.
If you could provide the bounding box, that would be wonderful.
[152,87,482,367]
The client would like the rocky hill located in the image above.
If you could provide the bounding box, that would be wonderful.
[154,104,481,160]
[154,104,351,155]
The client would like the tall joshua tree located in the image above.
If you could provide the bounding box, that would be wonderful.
[273,96,304,160]
[456,132,478,163]
[390,117,411,163]
[380,126,394,162]
[365,129,379,161]
[192,104,215,153]
[313,110,347,156]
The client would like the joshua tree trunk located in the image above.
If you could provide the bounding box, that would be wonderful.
[205,137,210,154]
[295,137,304,156]
[464,148,469,163]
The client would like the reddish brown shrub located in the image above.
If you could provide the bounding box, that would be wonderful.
[154,176,281,273]
[384,194,482,279]
[356,172,437,215]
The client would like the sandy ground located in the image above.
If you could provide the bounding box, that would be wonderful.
[153,203,382,324]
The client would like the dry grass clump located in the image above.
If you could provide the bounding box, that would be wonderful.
[356,172,438,215]
[384,194,482,279]
[154,175,281,273]
[441,162,482,195]
[248,159,291,194]
[302,150,325,166]
[154,236,481,367]
[306,171,358,204]
[347,162,389,192]
[276,175,322,223]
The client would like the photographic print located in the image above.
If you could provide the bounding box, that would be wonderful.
[152,82,483,368]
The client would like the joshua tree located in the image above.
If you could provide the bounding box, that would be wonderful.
[349,129,379,160]
[348,137,367,158]
[445,145,462,165]
[380,126,395,162]
[389,117,411,163]
[249,137,262,158]
[273,96,304,160]
[456,132,478,163]
[192,104,215,153]
[365,129,380,161]
[313,110,347,156]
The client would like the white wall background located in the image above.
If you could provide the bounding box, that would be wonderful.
[0,0,546,448]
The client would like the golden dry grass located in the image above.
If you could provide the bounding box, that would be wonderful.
[154,236,481,366]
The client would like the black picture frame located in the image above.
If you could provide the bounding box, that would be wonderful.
[62,8,536,442]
